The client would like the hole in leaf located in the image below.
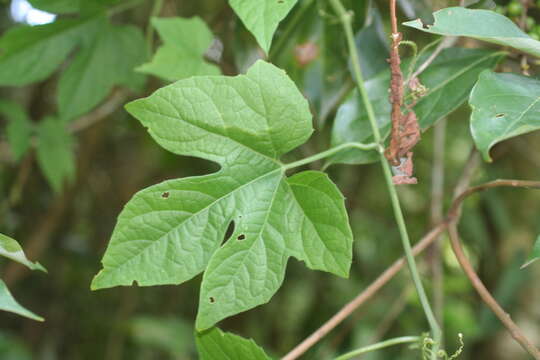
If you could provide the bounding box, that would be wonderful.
[495,113,505,118]
[237,234,246,241]
[209,297,215,303]
[161,192,170,198]
[222,220,235,246]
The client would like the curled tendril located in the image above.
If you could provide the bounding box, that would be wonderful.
[421,333,464,360]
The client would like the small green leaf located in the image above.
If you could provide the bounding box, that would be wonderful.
[0,279,43,321]
[137,17,220,81]
[92,61,353,331]
[469,71,540,162]
[522,235,540,269]
[58,20,146,121]
[0,233,46,272]
[403,7,540,58]
[0,100,33,161]
[28,0,123,14]
[328,48,503,165]
[28,0,80,13]
[229,0,299,54]
[0,17,98,86]
[196,327,272,360]
[35,117,76,192]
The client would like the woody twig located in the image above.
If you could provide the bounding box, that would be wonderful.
[385,0,421,185]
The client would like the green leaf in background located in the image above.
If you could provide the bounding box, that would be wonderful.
[28,0,123,14]
[469,71,540,162]
[57,21,146,121]
[130,316,193,356]
[229,0,299,54]
[354,8,389,81]
[328,48,503,166]
[0,233,46,272]
[28,0,79,13]
[196,327,272,360]
[403,7,540,58]
[137,17,220,81]
[0,18,98,86]
[0,333,33,360]
[0,279,43,321]
[342,0,370,31]
[35,117,76,192]
[0,100,33,162]
[522,235,540,269]
[92,61,353,331]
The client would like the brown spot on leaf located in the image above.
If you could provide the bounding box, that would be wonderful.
[161,192,170,198]
[209,297,215,303]
[237,234,246,241]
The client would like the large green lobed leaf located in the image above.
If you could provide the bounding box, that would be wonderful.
[92,61,353,331]
[137,17,220,81]
[403,7,540,58]
[469,70,540,162]
[196,327,272,359]
[229,0,298,54]
[328,48,504,165]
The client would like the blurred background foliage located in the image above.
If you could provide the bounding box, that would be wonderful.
[0,0,539,359]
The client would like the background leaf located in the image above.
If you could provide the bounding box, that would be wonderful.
[229,0,299,54]
[0,100,33,161]
[328,48,503,165]
[196,327,272,360]
[28,0,79,14]
[0,17,98,86]
[137,17,220,81]
[0,279,43,322]
[403,7,540,58]
[28,0,124,14]
[130,316,194,356]
[35,117,75,192]
[0,233,46,272]
[469,71,540,162]
[57,20,146,121]
[92,61,353,331]
[522,235,540,269]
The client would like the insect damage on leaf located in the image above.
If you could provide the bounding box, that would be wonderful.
[92,60,353,331]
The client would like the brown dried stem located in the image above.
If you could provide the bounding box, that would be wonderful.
[284,151,540,359]
[281,224,447,360]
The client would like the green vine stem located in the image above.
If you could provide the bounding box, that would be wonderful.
[333,336,420,360]
[327,0,442,351]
